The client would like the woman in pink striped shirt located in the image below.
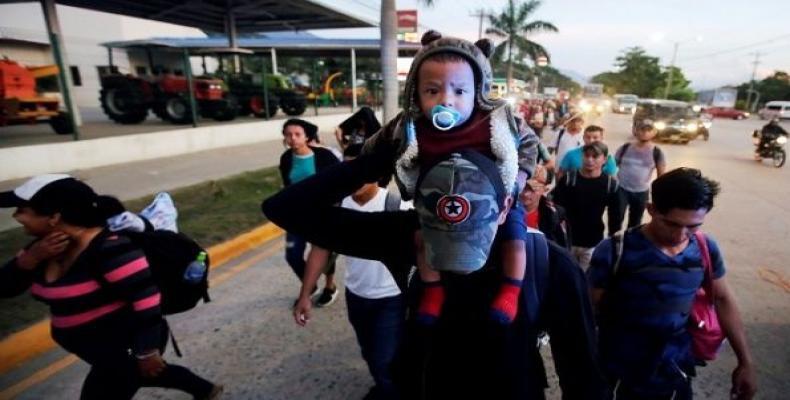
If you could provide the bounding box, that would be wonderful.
[0,174,223,400]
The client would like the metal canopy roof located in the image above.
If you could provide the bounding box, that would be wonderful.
[102,35,422,58]
[0,0,377,33]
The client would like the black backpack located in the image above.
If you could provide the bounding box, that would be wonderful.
[122,228,211,315]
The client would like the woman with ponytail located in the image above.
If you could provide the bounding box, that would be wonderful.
[0,174,223,399]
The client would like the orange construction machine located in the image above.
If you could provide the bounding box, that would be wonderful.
[0,58,73,135]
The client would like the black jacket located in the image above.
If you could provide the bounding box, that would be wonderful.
[262,154,606,399]
[536,196,572,250]
[278,146,340,187]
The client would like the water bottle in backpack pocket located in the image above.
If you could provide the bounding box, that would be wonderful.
[123,230,211,315]
[184,251,208,284]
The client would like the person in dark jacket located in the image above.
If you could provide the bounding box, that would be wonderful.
[335,106,382,150]
[262,150,607,399]
[279,118,342,307]
[0,174,222,400]
[519,165,571,249]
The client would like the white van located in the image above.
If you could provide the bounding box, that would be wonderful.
[759,101,790,120]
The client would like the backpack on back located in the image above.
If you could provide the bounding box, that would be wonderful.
[564,170,619,195]
[121,227,211,315]
[615,143,662,168]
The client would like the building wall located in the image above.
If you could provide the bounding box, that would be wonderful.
[0,42,51,66]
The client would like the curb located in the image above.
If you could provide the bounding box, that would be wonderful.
[0,222,284,375]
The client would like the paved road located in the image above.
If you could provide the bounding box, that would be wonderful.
[1,113,789,399]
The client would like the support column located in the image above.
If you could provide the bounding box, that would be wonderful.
[351,48,357,110]
[271,48,278,75]
[261,55,270,119]
[182,49,198,128]
[41,0,81,140]
[224,3,239,73]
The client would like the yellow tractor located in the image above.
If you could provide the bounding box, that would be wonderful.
[0,58,73,134]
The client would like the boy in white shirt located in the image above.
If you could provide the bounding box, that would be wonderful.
[293,144,410,400]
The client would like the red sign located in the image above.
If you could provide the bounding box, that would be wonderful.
[397,10,418,33]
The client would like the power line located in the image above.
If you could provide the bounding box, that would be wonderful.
[679,33,790,62]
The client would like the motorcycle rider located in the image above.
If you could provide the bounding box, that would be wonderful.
[754,118,789,160]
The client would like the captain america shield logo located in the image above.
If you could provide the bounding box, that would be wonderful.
[436,194,470,224]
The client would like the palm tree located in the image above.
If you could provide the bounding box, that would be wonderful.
[486,0,558,92]
[380,0,434,124]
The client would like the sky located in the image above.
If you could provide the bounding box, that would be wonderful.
[313,0,790,90]
[1,0,788,90]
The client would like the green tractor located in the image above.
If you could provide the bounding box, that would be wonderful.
[220,73,307,118]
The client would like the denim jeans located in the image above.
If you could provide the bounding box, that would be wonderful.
[346,289,405,400]
[617,188,649,229]
[285,232,335,282]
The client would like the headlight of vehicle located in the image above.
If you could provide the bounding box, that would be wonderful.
[777,136,788,145]
[744,112,750,117]
[685,123,698,132]
[604,100,612,107]
[703,121,712,129]
[581,103,592,112]
[654,121,667,130]
[692,105,702,112]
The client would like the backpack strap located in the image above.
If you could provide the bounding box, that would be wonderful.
[384,189,402,211]
[525,228,550,332]
[615,143,631,166]
[553,128,566,154]
[565,170,577,187]
[611,232,625,276]
[652,145,662,169]
[693,231,714,300]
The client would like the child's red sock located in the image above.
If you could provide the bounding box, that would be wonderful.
[417,281,445,325]
[490,278,522,324]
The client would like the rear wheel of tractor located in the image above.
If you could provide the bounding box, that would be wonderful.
[212,95,239,122]
[49,112,74,135]
[164,96,194,124]
[250,95,278,118]
[280,98,307,116]
[100,87,148,124]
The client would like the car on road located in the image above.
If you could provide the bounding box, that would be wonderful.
[703,106,750,120]
[634,99,708,144]
[612,94,638,114]
[759,101,790,120]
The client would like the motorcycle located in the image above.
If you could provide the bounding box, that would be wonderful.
[753,130,787,168]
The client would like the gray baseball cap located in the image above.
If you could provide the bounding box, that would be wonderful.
[414,151,506,274]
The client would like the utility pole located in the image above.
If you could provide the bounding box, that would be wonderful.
[746,52,761,111]
[663,42,679,99]
[469,9,488,40]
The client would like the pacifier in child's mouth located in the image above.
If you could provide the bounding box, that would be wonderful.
[431,105,461,131]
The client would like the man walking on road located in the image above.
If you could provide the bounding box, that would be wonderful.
[293,144,409,400]
[553,142,622,269]
[547,114,584,166]
[588,168,757,400]
[614,122,666,228]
